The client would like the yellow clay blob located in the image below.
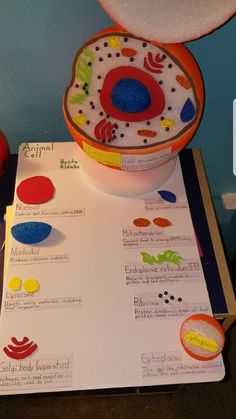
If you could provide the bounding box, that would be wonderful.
[8,276,22,292]
[107,36,120,48]
[23,278,40,293]
[161,118,175,128]
[73,113,87,126]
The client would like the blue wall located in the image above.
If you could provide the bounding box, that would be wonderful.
[0,1,236,259]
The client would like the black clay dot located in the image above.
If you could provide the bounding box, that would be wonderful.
[158,293,163,298]
[160,116,165,121]
[82,86,86,90]
[168,106,172,111]
[79,110,82,114]
[99,111,104,116]
[90,101,93,105]
[164,291,168,295]
[159,80,163,85]
[143,139,148,143]
[87,62,92,66]
[168,64,173,68]
[130,57,134,62]
[85,90,89,95]
[107,53,112,58]
[98,89,101,93]
[86,120,90,125]
[95,46,99,51]
[97,75,102,79]
[171,88,176,92]
[112,129,116,134]
[125,123,129,127]
[75,84,79,88]
[165,299,169,304]
[114,124,118,128]
[99,57,103,62]
[112,135,117,139]
[146,121,150,125]
[120,133,124,138]
[178,297,182,302]
[170,296,174,300]
[84,83,88,86]
[106,114,110,118]
[124,37,128,42]
[162,55,166,59]
[116,53,120,57]
[165,127,170,131]
[104,42,108,47]
[91,105,95,110]
[143,42,147,47]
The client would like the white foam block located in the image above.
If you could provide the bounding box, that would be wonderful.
[99,0,236,43]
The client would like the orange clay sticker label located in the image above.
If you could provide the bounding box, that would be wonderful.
[183,332,219,353]
[83,142,121,167]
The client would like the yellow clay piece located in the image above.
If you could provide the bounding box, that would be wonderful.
[73,113,87,126]
[161,118,175,128]
[107,36,121,48]
[8,276,22,292]
[23,278,40,293]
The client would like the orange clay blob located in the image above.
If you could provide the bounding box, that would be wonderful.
[180,314,225,361]
[133,218,150,227]
[152,217,172,227]
[63,26,204,172]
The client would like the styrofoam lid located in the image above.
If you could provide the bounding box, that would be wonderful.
[99,0,236,43]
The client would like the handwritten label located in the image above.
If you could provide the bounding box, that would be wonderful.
[125,259,201,286]
[122,228,194,249]
[183,332,219,353]
[4,297,82,312]
[0,354,72,392]
[9,253,69,266]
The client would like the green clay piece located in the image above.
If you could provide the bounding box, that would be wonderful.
[70,48,94,105]
[140,250,182,265]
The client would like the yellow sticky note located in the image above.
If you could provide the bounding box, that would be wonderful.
[83,142,121,167]
[183,331,219,353]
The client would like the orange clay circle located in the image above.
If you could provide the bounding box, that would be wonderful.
[133,218,150,227]
[63,26,204,171]
[180,314,225,361]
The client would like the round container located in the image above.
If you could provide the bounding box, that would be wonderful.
[63,26,204,194]
[180,314,225,361]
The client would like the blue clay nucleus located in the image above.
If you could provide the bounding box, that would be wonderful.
[158,190,177,203]
[111,78,151,113]
[11,221,52,245]
[180,98,195,123]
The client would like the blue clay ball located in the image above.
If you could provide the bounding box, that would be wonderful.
[111,78,151,113]
[11,221,52,244]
